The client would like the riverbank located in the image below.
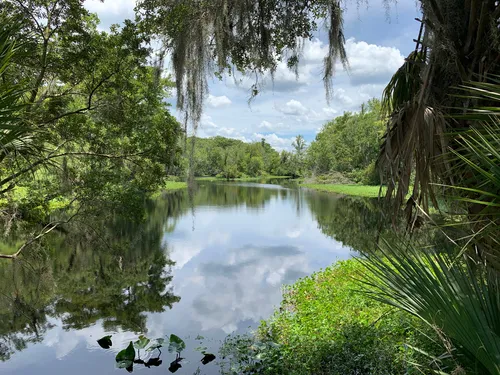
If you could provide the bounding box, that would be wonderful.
[301,183,384,198]
[163,181,188,191]
[220,259,437,375]
[195,175,290,182]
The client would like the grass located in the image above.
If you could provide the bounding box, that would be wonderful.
[301,183,385,198]
[163,181,187,191]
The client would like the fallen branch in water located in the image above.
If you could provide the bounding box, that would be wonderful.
[0,198,81,259]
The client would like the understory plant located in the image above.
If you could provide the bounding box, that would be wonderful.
[362,82,500,374]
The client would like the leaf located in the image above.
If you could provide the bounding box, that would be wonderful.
[201,353,216,365]
[116,341,135,363]
[134,335,150,350]
[168,334,186,353]
[97,335,112,349]
[117,360,133,373]
[146,338,165,352]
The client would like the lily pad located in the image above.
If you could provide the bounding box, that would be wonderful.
[97,335,112,349]
[201,353,216,365]
[134,335,150,350]
[117,360,134,373]
[146,338,165,352]
[116,341,135,363]
[168,334,186,353]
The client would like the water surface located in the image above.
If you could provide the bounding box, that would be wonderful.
[0,181,382,374]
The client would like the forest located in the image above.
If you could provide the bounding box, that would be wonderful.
[188,99,384,183]
[1,0,500,375]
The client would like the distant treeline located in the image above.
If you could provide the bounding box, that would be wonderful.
[187,99,384,184]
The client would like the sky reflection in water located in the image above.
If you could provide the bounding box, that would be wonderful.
[0,182,381,375]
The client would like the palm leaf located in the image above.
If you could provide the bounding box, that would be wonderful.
[359,242,500,375]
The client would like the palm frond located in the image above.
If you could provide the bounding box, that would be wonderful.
[359,242,500,375]
[381,51,425,117]
[0,13,36,166]
[379,100,448,222]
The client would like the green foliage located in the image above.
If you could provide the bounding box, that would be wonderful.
[116,341,136,365]
[189,136,290,178]
[361,81,500,375]
[361,241,500,375]
[0,1,184,229]
[134,335,150,350]
[302,184,384,198]
[220,260,439,375]
[168,334,186,353]
[306,99,384,184]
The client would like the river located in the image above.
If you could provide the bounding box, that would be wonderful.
[0,180,384,375]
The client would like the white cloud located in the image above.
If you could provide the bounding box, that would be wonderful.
[332,88,354,106]
[253,133,295,151]
[189,244,310,333]
[301,38,329,64]
[342,38,404,85]
[258,120,291,132]
[322,107,338,117]
[200,114,218,129]
[278,99,309,116]
[259,120,274,130]
[206,94,232,108]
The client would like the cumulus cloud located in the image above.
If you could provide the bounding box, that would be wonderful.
[331,88,354,106]
[278,99,309,116]
[342,38,404,85]
[258,120,291,132]
[190,244,309,333]
[253,133,295,151]
[322,107,338,118]
[258,120,274,130]
[206,94,232,108]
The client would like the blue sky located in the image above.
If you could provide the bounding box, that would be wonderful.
[84,0,421,150]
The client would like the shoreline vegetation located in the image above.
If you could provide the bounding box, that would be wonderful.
[162,181,188,191]
[194,175,290,182]
[164,177,385,199]
[301,183,384,198]
[220,259,438,375]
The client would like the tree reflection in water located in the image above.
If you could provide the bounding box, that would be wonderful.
[0,196,182,362]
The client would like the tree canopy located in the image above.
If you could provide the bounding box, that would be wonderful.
[0,2,184,232]
[136,0,356,129]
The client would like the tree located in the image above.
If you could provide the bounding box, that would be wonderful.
[379,1,500,216]
[306,99,384,183]
[0,2,184,258]
[136,0,349,129]
[247,156,264,177]
[292,135,307,158]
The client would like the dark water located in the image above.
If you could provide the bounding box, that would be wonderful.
[0,181,383,375]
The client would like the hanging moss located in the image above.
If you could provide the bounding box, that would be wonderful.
[137,0,357,130]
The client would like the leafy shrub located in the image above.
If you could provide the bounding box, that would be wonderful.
[311,172,354,185]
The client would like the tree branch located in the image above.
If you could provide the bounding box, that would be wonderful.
[0,198,81,259]
[0,150,149,189]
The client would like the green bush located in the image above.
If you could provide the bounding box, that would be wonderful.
[220,260,440,375]
[312,172,354,185]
